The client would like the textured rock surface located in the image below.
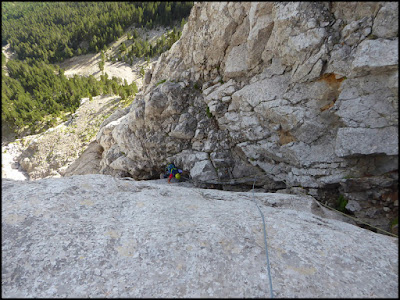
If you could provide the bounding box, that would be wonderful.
[94,2,398,232]
[63,141,103,176]
[2,174,398,298]
[1,95,123,180]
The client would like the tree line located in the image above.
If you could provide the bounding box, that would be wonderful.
[2,2,193,135]
[2,57,138,134]
[2,2,193,63]
[113,21,186,65]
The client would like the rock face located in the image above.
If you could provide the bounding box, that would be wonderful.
[96,2,398,232]
[62,141,103,176]
[3,95,123,180]
[2,175,398,298]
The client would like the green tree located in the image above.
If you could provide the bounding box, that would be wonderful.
[181,18,186,29]
[98,60,105,73]
[120,42,126,53]
[133,28,139,39]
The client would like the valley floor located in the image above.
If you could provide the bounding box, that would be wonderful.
[1,26,168,181]
[57,26,167,90]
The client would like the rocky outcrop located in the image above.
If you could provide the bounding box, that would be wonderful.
[96,2,398,232]
[2,175,398,297]
[63,141,103,176]
[5,95,123,180]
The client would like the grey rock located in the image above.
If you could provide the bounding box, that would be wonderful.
[1,175,398,298]
[288,27,327,53]
[190,159,218,182]
[341,17,372,46]
[63,141,103,176]
[91,2,398,234]
[372,2,399,38]
[205,79,236,104]
[233,74,289,108]
[170,113,197,140]
[224,44,249,78]
[335,127,398,157]
[144,70,152,85]
[351,39,398,76]
[203,82,222,96]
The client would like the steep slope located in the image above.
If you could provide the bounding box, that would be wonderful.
[1,26,168,181]
[2,95,123,180]
[2,174,398,298]
[56,26,168,90]
[95,2,398,232]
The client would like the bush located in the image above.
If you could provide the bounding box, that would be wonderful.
[156,79,167,86]
[336,195,348,213]
[206,106,212,118]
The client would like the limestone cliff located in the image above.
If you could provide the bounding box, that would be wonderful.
[92,2,398,231]
[2,175,398,297]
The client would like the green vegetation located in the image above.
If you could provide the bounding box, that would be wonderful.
[118,24,186,65]
[120,95,136,108]
[98,51,105,73]
[206,106,213,118]
[2,2,193,63]
[2,59,138,135]
[156,79,167,86]
[336,194,349,213]
[140,66,145,77]
[1,2,193,136]
[390,217,398,227]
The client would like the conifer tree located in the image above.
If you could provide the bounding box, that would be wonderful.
[120,42,126,53]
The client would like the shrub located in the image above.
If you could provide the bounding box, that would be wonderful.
[336,195,348,213]
[156,79,167,86]
[206,106,212,118]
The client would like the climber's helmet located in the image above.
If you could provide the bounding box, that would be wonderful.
[175,173,181,180]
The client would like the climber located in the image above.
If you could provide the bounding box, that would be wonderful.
[162,163,182,184]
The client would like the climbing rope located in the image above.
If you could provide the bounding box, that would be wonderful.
[189,175,398,238]
[316,200,398,238]
[125,173,397,238]
[121,172,396,297]
[190,174,275,297]
[251,177,274,298]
